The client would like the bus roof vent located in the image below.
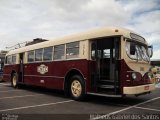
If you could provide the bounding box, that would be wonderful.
[25,38,48,46]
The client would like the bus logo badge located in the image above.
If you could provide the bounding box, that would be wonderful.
[37,64,48,74]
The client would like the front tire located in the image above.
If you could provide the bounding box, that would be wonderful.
[70,75,85,100]
[11,73,18,88]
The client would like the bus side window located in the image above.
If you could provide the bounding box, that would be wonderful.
[12,55,16,64]
[28,51,35,62]
[7,55,12,64]
[35,48,43,62]
[54,44,65,60]
[43,47,53,61]
[66,42,79,59]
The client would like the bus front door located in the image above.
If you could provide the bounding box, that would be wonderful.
[91,37,120,95]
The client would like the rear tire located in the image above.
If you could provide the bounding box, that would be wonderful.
[70,75,85,100]
[11,73,18,88]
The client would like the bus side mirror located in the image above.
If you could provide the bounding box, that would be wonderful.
[130,43,136,55]
[148,45,153,58]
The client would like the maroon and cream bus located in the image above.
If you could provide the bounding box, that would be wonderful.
[3,27,155,100]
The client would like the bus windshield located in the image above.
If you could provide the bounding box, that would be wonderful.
[126,41,150,62]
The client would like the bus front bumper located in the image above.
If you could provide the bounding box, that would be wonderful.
[123,83,156,95]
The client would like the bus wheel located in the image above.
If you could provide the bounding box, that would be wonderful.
[70,75,85,100]
[11,73,18,88]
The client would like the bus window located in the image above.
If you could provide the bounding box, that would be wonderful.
[12,55,16,64]
[28,51,35,62]
[66,42,79,59]
[54,44,65,60]
[126,41,138,60]
[7,55,12,64]
[43,47,53,61]
[35,48,43,62]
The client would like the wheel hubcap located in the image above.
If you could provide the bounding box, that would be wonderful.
[71,80,82,97]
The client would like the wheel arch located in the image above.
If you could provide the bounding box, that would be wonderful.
[10,69,18,88]
[63,68,86,96]
[10,70,17,78]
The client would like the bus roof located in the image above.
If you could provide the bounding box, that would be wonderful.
[6,27,145,55]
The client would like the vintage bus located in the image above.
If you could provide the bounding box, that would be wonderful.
[3,27,155,100]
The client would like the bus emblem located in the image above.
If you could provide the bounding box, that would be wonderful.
[37,64,48,74]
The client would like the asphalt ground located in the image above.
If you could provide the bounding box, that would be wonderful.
[0,82,160,120]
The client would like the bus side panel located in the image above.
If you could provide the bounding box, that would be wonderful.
[23,60,90,91]
[3,65,19,82]
[49,60,89,90]
[24,63,60,88]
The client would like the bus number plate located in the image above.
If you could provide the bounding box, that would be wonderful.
[144,86,149,90]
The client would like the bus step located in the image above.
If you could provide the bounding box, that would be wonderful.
[98,80,118,85]
[87,92,122,97]
[97,85,120,95]
[98,85,115,89]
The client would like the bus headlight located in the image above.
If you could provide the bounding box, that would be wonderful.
[132,73,137,80]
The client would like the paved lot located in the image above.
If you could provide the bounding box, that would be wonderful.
[0,82,160,120]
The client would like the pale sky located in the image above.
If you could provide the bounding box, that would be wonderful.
[0,0,160,59]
